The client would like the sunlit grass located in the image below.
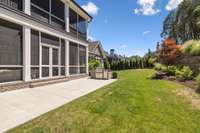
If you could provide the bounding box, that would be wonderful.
[8,69,200,133]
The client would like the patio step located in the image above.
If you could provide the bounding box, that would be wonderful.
[29,78,69,88]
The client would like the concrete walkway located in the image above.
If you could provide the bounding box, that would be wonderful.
[0,78,116,132]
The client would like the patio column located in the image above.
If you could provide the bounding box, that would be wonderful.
[23,26,31,81]
[77,44,80,74]
[65,3,69,32]
[24,0,31,15]
[65,40,69,76]
[86,46,89,75]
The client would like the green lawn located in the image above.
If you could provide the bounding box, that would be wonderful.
[8,69,200,133]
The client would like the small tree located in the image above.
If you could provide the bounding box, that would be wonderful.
[157,38,181,65]
[89,60,100,70]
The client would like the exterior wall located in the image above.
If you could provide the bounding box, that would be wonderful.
[0,0,89,85]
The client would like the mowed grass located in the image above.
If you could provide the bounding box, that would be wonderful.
[8,69,200,133]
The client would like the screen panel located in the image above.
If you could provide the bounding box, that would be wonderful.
[69,67,79,75]
[0,19,23,65]
[79,45,86,66]
[42,67,49,77]
[69,42,78,66]
[61,39,65,66]
[0,68,22,83]
[53,48,59,65]
[53,67,59,76]
[42,46,49,65]
[51,0,64,20]
[31,30,39,65]
[41,33,59,46]
[31,67,39,79]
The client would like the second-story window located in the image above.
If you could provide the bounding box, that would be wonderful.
[69,8,78,36]
[69,8,87,40]
[77,16,87,40]
[31,0,65,30]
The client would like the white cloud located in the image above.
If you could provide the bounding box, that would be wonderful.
[120,44,128,48]
[166,0,183,11]
[134,0,160,16]
[143,30,151,35]
[81,2,99,16]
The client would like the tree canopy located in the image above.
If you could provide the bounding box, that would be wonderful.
[161,0,200,43]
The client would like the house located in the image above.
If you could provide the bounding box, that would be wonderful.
[88,41,106,67]
[0,0,92,89]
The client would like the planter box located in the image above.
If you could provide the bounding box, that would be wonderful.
[90,68,112,80]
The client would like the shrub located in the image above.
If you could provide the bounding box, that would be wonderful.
[167,65,177,76]
[175,66,193,81]
[149,72,165,80]
[154,63,167,72]
[112,72,118,79]
[196,74,200,89]
[182,40,200,56]
[191,42,200,56]
[148,57,157,67]
[89,60,100,70]
[181,40,194,54]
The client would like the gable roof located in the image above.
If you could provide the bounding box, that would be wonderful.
[88,41,106,58]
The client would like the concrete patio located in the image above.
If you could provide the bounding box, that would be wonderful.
[0,77,116,133]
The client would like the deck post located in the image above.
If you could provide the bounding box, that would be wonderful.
[65,40,70,76]
[23,26,31,81]
[24,0,31,15]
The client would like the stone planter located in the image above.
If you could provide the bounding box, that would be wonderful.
[90,68,112,80]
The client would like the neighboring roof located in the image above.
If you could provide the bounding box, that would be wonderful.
[88,41,106,58]
[71,0,93,21]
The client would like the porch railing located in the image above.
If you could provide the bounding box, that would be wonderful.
[0,0,22,11]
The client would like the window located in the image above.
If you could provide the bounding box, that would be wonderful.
[78,16,87,39]
[31,0,65,30]
[51,0,64,20]
[69,8,77,30]
[51,17,65,30]
[0,0,23,11]
[31,6,49,23]
[31,0,50,11]
[69,8,88,40]
[0,19,23,82]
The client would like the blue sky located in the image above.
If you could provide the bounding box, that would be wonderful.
[77,0,182,57]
